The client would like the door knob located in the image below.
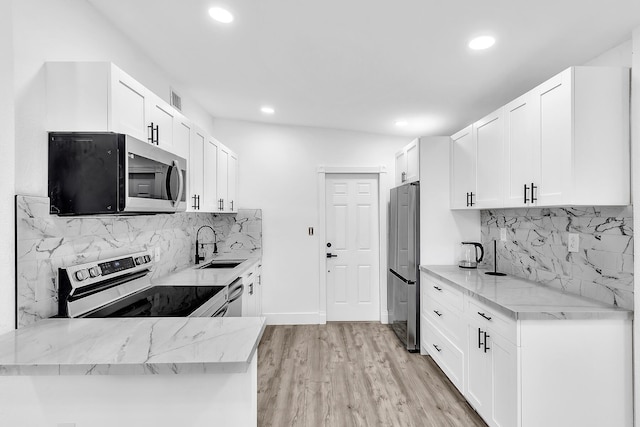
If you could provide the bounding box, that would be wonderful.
[326,253,337,258]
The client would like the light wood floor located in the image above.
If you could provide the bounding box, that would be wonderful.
[257,322,487,427]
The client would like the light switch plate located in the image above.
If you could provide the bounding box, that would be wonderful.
[155,247,161,262]
[500,228,507,241]
[568,233,579,253]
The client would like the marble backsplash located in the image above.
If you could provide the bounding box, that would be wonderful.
[15,195,262,328]
[481,206,633,309]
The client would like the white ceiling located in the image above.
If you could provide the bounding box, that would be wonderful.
[87,0,640,137]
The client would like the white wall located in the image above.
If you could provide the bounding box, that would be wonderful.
[419,137,480,265]
[211,118,409,323]
[632,27,640,427]
[585,39,633,67]
[12,0,216,197]
[0,0,15,334]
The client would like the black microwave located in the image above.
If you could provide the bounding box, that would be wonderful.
[48,132,187,215]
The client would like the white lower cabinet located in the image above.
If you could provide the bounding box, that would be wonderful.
[420,273,465,391]
[422,315,464,390]
[420,271,632,427]
[241,263,262,317]
[465,299,517,427]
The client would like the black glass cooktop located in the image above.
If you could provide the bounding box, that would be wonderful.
[84,286,225,318]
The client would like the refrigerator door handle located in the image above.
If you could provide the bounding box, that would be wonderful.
[390,269,416,285]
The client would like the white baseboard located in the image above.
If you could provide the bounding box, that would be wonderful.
[263,312,390,325]
[380,312,389,324]
[263,312,325,325]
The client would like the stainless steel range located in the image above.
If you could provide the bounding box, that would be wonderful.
[57,250,229,319]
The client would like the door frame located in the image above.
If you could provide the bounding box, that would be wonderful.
[317,166,388,324]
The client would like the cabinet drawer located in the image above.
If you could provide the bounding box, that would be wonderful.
[422,273,463,312]
[421,315,464,391]
[466,297,517,345]
[422,291,464,348]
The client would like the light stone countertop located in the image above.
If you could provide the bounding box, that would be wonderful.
[0,316,266,375]
[152,256,261,287]
[421,265,633,321]
[0,257,265,376]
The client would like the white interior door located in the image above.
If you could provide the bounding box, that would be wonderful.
[325,174,380,321]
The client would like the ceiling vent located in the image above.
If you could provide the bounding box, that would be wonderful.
[170,88,182,112]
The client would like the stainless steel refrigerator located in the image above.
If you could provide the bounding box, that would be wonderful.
[388,181,420,352]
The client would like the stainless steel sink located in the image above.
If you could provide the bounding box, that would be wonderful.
[199,259,246,269]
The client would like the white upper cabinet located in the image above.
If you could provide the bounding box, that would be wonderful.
[228,152,238,212]
[395,138,420,186]
[188,127,205,212]
[110,66,149,142]
[474,109,504,209]
[147,92,176,152]
[451,66,630,210]
[47,62,177,153]
[46,61,242,214]
[450,126,476,209]
[533,69,572,206]
[531,67,630,206]
[216,144,239,213]
[503,93,537,208]
[203,136,219,212]
[173,114,191,161]
[217,144,229,212]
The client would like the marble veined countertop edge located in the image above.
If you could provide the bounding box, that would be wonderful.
[0,317,267,376]
[420,265,632,321]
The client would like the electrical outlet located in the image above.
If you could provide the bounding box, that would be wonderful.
[500,228,507,241]
[568,233,579,253]
[155,247,161,262]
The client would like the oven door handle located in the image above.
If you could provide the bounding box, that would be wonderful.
[228,284,244,303]
[212,303,229,317]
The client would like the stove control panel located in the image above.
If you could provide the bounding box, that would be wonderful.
[63,250,153,289]
[99,257,136,276]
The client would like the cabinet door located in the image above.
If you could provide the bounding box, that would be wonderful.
[395,149,407,185]
[504,93,537,208]
[173,118,191,162]
[228,152,238,212]
[147,94,176,151]
[110,67,148,142]
[217,144,229,211]
[202,136,218,212]
[490,332,518,427]
[241,278,256,317]
[466,323,492,419]
[256,273,262,316]
[405,139,419,183]
[475,109,504,208]
[188,128,205,212]
[532,69,572,206]
[450,126,475,209]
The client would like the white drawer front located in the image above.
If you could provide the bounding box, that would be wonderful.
[466,297,517,345]
[422,273,464,312]
[421,315,464,391]
[422,290,464,348]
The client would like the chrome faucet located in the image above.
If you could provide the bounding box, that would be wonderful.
[195,225,218,265]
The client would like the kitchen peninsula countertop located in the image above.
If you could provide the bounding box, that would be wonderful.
[421,265,632,321]
[0,316,266,375]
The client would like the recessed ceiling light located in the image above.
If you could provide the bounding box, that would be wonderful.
[395,120,408,127]
[261,106,275,115]
[208,7,234,24]
[468,35,496,50]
